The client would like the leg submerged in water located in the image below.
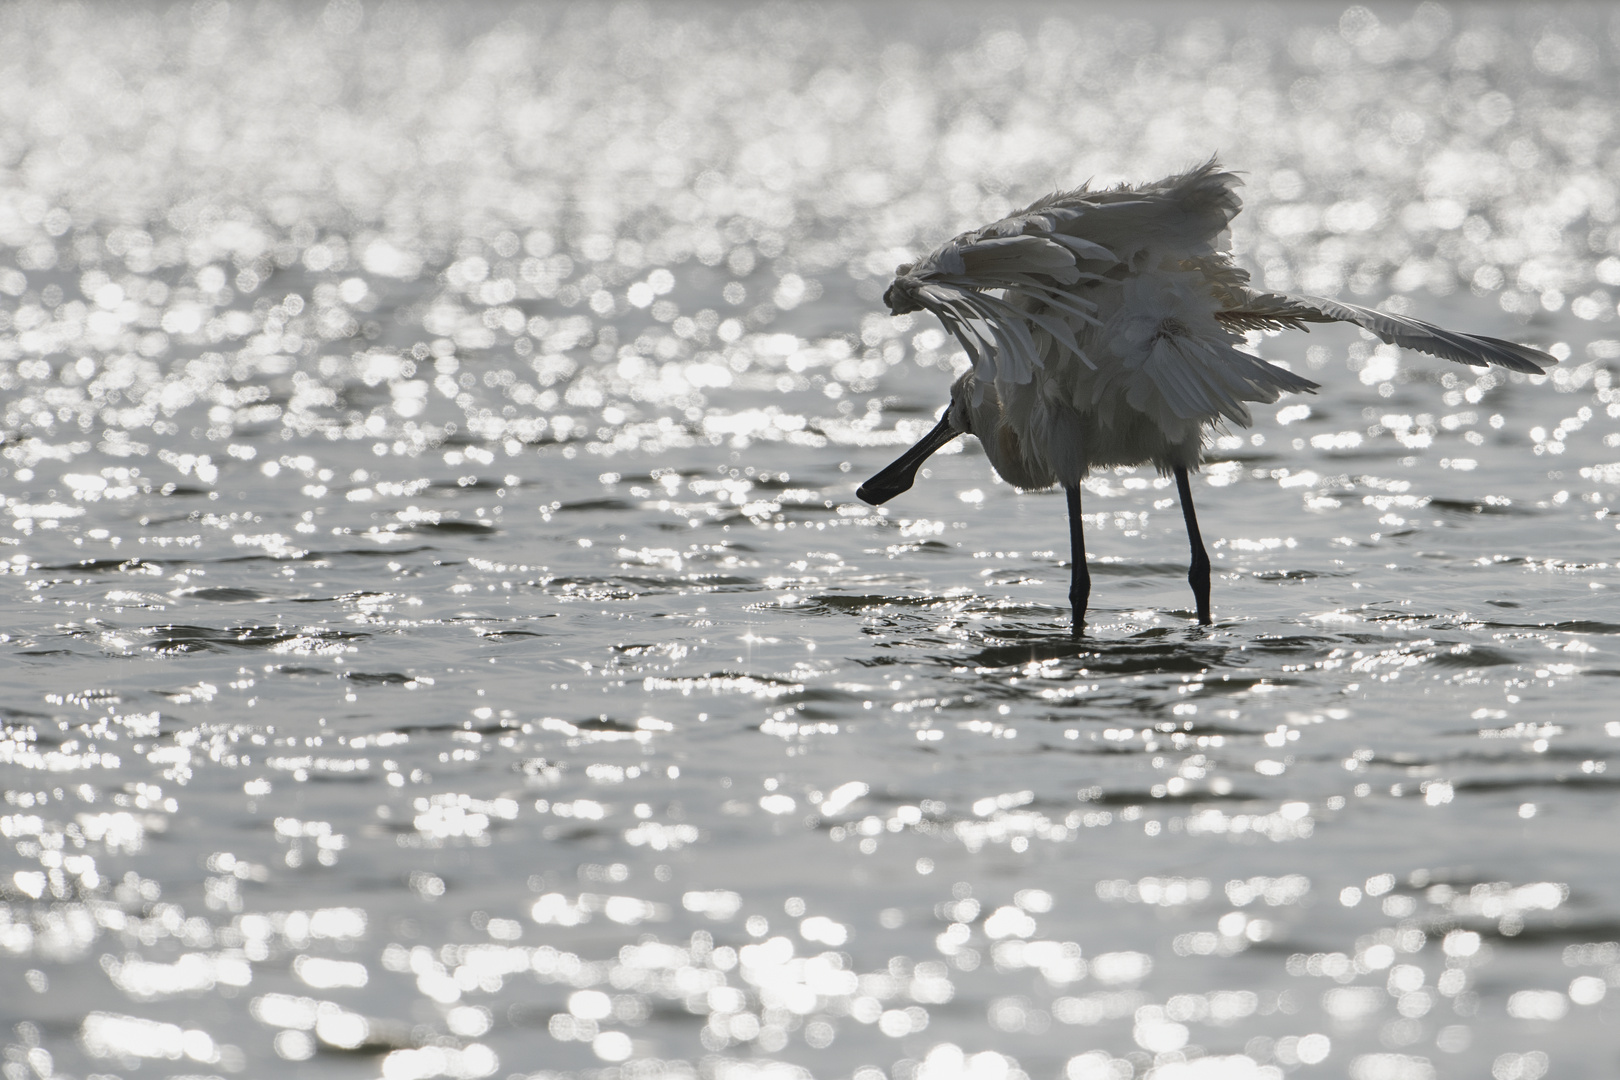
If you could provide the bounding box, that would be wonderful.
[1174,466,1212,625]
[1065,484,1090,634]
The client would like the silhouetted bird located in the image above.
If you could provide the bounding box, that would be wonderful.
[857,160,1552,632]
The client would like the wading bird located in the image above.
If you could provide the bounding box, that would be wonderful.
[857,160,1552,633]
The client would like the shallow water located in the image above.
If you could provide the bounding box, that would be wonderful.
[3,3,1620,1079]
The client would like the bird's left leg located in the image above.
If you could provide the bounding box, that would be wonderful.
[1174,466,1212,626]
[1065,484,1090,635]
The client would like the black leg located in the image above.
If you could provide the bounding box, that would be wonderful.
[1065,484,1090,635]
[1174,466,1212,626]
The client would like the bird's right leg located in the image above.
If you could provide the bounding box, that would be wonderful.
[1065,484,1090,635]
[1174,465,1213,626]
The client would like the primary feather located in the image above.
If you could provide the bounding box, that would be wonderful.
[882,159,1554,489]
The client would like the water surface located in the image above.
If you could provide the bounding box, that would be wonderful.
[3,4,1620,1080]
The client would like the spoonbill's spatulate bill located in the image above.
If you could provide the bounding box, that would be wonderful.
[857,160,1554,633]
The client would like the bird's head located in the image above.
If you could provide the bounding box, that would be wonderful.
[856,374,978,506]
[941,372,984,436]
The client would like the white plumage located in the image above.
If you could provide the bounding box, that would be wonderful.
[858,159,1553,631]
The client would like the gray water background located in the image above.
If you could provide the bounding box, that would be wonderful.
[3,3,1620,1078]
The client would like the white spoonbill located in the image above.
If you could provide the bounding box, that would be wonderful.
[857,160,1553,632]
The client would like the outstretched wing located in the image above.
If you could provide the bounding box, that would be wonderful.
[1211,290,1334,332]
[1291,295,1553,373]
[888,160,1247,384]
[1023,158,1243,268]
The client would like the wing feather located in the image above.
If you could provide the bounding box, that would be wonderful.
[973,293,1091,369]
[1009,282,1104,326]
[965,295,1039,383]
[1043,233,1119,262]
[918,286,993,374]
[1294,294,1553,373]
[957,235,1080,282]
[1124,338,1320,427]
[1214,292,1335,332]
[1034,160,1244,265]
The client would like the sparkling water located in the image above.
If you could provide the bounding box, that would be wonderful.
[2,4,1618,1079]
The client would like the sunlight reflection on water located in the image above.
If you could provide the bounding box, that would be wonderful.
[2,3,1620,1079]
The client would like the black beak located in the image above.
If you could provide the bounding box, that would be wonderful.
[856,414,959,505]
